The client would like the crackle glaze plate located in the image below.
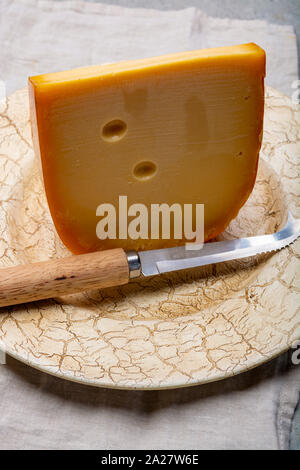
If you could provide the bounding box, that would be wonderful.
[0,86,299,390]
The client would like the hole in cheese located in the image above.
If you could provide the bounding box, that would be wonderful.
[102,119,127,142]
[133,161,157,181]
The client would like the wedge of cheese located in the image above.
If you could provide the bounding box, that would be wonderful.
[29,43,265,254]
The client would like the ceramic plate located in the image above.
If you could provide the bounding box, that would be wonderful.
[0,86,299,389]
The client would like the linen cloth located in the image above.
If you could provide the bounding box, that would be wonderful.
[0,0,299,450]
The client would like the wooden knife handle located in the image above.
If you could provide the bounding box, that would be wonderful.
[0,248,130,307]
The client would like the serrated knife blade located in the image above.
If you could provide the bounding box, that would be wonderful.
[138,212,300,276]
[0,213,299,308]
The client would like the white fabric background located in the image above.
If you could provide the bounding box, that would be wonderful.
[0,0,299,450]
[0,0,298,96]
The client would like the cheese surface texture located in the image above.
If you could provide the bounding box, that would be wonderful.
[29,43,265,254]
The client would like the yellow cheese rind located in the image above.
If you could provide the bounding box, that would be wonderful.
[29,43,265,254]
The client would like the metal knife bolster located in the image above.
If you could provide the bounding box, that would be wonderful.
[126,251,141,278]
[126,212,300,278]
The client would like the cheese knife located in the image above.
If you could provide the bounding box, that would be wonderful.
[0,212,299,308]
